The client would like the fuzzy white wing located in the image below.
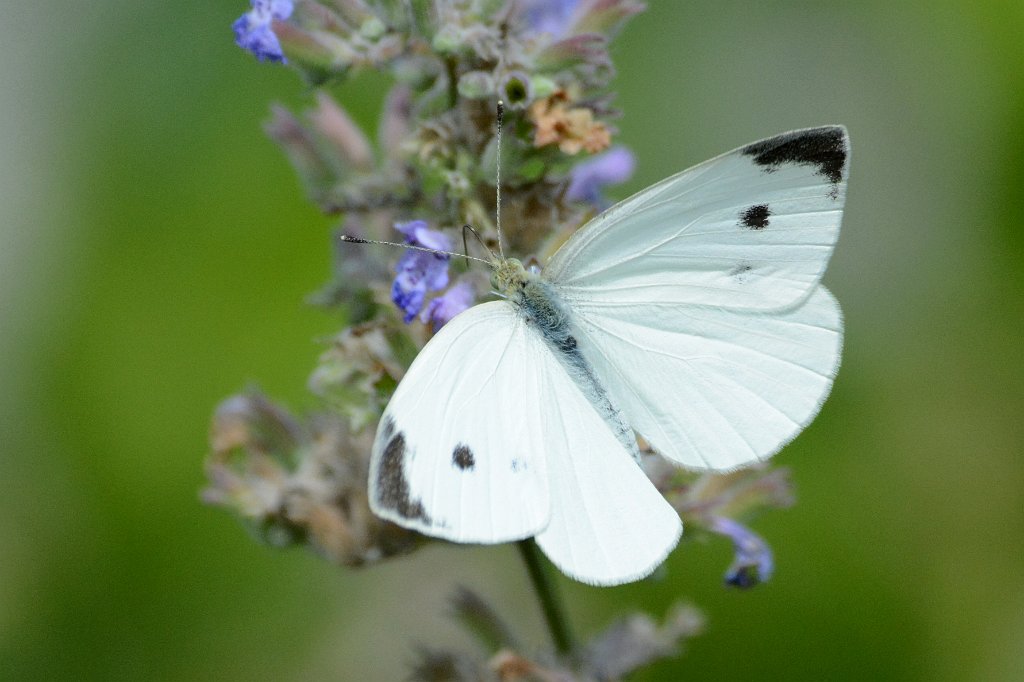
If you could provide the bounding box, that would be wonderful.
[570,286,843,470]
[547,127,849,312]
[369,302,550,543]
[544,127,849,471]
[370,300,682,583]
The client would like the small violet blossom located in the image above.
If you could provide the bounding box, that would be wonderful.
[520,0,579,38]
[421,279,475,330]
[391,221,452,323]
[709,516,775,588]
[233,0,294,63]
[566,146,636,208]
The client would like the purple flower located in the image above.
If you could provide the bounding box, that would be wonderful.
[421,279,476,330]
[520,0,579,38]
[709,516,775,589]
[566,146,636,207]
[233,0,294,63]
[391,221,452,323]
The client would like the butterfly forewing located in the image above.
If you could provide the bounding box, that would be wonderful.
[546,126,849,313]
[369,302,551,543]
[369,298,683,585]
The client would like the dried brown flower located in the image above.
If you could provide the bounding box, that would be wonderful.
[529,91,611,154]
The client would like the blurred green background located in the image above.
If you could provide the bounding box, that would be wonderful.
[2,1,1022,679]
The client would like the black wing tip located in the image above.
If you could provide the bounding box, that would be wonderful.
[742,126,849,185]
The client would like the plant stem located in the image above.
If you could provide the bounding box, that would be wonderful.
[517,539,576,656]
[444,56,459,109]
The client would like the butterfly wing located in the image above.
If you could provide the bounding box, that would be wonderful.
[546,126,849,312]
[369,301,551,543]
[371,300,682,582]
[546,127,849,470]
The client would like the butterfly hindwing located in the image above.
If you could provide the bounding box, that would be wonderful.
[546,126,849,313]
[369,302,551,543]
[569,285,843,470]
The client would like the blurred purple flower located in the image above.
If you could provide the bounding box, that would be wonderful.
[520,0,579,38]
[421,279,476,330]
[233,0,294,63]
[566,146,635,207]
[391,221,452,323]
[709,516,775,589]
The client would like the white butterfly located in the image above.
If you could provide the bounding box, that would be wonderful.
[369,127,849,585]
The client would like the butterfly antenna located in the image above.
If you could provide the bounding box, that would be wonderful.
[339,234,492,265]
[495,100,506,259]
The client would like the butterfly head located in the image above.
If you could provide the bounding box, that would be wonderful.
[490,257,530,295]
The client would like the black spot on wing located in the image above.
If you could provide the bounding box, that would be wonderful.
[739,204,770,229]
[452,444,475,471]
[742,127,847,185]
[375,417,430,523]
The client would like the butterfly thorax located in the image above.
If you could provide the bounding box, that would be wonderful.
[493,258,570,346]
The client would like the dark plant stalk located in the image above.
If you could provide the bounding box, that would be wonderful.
[517,538,576,656]
[445,56,460,110]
